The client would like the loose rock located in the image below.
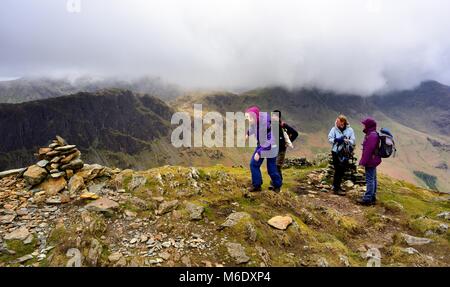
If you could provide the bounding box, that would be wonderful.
[185,202,205,220]
[267,215,293,230]
[23,165,47,186]
[225,242,250,264]
[401,233,433,246]
[4,226,31,241]
[85,198,119,214]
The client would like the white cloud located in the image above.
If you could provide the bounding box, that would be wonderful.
[1,0,450,95]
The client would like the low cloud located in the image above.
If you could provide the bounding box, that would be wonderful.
[1,0,450,95]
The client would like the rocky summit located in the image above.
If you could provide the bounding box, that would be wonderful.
[0,138,449,267]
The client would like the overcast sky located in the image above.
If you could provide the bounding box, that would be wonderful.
[1,0,450,95]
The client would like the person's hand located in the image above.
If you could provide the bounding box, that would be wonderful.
[344,138,350,143]
[254,153,260,161]
[334,136,344,144]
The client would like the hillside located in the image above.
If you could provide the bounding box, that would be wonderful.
[1,81,449,193]
[0,89,175,170]
[0,146,449,267]
[174,82,450,192]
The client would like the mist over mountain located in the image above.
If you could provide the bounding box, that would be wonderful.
[0,76,182,103]
[2,1,450,95]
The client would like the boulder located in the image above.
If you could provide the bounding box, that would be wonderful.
[0,214,16,225]
[12,254,34,264]
[65,169,74,178]
[0,168,26,179]
[225,242,250,264]
[4,226,30,241]
[87,239,102,266]
[108,252,122,262]
[128,174,147,191]
[85,198,119,214]
[268,215,293,230]
[60,150,81,164]
[36,160,49,168]
[437,211,450,221]
[156,200,179,215]
[55,135,67,146]
[23,165,48,186]
[50,163,60,170]
[38,177,67,195]
[221,212,251,228]
[402,247,419,255]
[45,150,60,157]
[38,147,52,155]
[76,164,105,180]
[50,156,61,163]
[66,248,82,267]
[185,202,205,220]
[317,257,329,267]
[68,174,84,194]
[61,159,84,171]
[401,233,433,246]
[80,192,100,200]
[50,172,65,178]
[343,180,354,189]
[55,145,77,151]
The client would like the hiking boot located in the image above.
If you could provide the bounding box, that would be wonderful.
[333,189,346,196]
[273,187,281,193]
[357,198,376,206]
[268,185,274,191]
[248,186,262,192]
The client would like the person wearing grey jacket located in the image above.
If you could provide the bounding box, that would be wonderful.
[328,115,356,195]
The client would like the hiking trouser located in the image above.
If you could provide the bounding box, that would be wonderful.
[332,151,346,191]
[250,148,282,188]
[276,150,286,181]
[363,167,377,202]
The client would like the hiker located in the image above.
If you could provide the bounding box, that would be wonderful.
[270,110,298,188]
[327,115,355,195]
[245,106,282,193]
[357,117,382,206]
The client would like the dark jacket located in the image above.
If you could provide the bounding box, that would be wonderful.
[359,117,382,167]
[278,122,298,152]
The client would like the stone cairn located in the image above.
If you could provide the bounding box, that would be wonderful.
[325,153,365,185]
[283,157,313,168]
[22,136,84,187]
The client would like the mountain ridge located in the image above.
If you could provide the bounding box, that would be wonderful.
[1,81,449,191]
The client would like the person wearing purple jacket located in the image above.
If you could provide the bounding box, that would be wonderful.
[245,106,282,193]
[357,117,382,206]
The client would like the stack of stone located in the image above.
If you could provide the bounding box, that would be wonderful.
[325,153,365,185]
[23,136,84,187]
[283,157,313,169]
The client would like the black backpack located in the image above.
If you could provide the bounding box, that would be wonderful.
[377,128,396,158]
[337,140,354,163]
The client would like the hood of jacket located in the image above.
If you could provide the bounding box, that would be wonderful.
[246,106,261,123]
[362,117,377,134]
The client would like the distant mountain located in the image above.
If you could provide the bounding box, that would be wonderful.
[175,81,450,192]
[372,81,450,136]
[184,81,450,136]
[0,89,175,170]
[0,76,182,103]
[1,81,449,191]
